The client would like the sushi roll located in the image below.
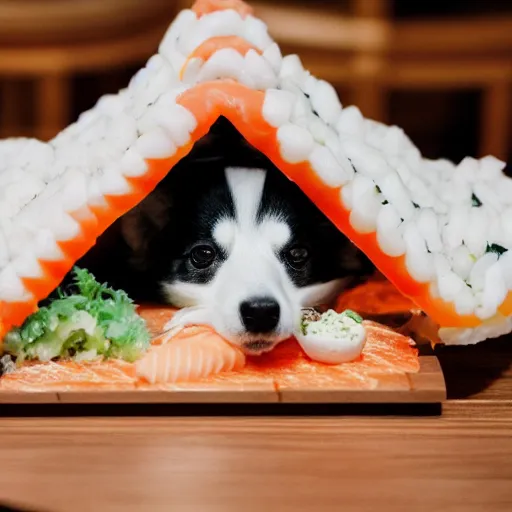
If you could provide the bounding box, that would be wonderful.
[1,0,511,348]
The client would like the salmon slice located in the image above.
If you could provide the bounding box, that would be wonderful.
[180,36,262,79]
[192,0,254,18]
[335,277,417,316]
[136,305,178,337]
[185,36,261,62]
[135,326,246,384]
[0,360,137,392]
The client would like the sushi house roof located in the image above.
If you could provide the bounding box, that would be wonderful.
[0,0,511,345]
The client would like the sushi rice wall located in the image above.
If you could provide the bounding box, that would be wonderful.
[1,0,512,347]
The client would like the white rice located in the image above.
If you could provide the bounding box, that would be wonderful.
[309,145,349,188]
[262,89,295,128]
[262,43,283,73]
[135,128,177,160]
[277,124,314,163]
[349,187,381,234]
[376,204,406,257]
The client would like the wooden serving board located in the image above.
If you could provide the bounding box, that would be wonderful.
[0,279,448,406]
[0,354,446,404]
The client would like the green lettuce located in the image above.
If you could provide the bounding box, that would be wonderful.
[2,267,151,363]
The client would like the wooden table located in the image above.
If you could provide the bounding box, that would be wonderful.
[0,337,511,512]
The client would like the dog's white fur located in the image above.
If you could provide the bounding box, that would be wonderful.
[163,167,345,354]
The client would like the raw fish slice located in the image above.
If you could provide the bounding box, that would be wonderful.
[135,305,178,337]
[192,0,254,18]
[135,326,246,384]
[335,276,417,316]
[0,360,137,392]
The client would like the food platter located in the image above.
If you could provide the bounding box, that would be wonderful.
[0,279,447,405]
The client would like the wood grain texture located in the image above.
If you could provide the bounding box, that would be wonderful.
[0,391,59,404]
[56,387,279,404]
[0,414,511,512]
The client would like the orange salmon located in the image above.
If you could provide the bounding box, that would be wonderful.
[192,0,254,18]
[0,360,137,392]
[135,326,246,384]
[335,277,417,316]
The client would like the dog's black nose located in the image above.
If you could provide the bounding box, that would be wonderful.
[240,298,280,333]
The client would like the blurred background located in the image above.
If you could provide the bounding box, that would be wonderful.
[0,0,510,164]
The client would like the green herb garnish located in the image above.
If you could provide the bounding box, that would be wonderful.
[340,310,363,324]
[2,267,150,363]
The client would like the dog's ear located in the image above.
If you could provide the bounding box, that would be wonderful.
[120,189,172,271]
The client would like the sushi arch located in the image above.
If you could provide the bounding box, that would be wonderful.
[0,0,511,347]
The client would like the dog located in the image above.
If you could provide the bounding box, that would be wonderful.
[74,119,373,355]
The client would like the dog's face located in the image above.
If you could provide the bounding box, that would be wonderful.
[68,122,373,352]
[134,162,370,355]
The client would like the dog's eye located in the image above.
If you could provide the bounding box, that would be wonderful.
[285,246,310,269]
[190,245,217,269]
